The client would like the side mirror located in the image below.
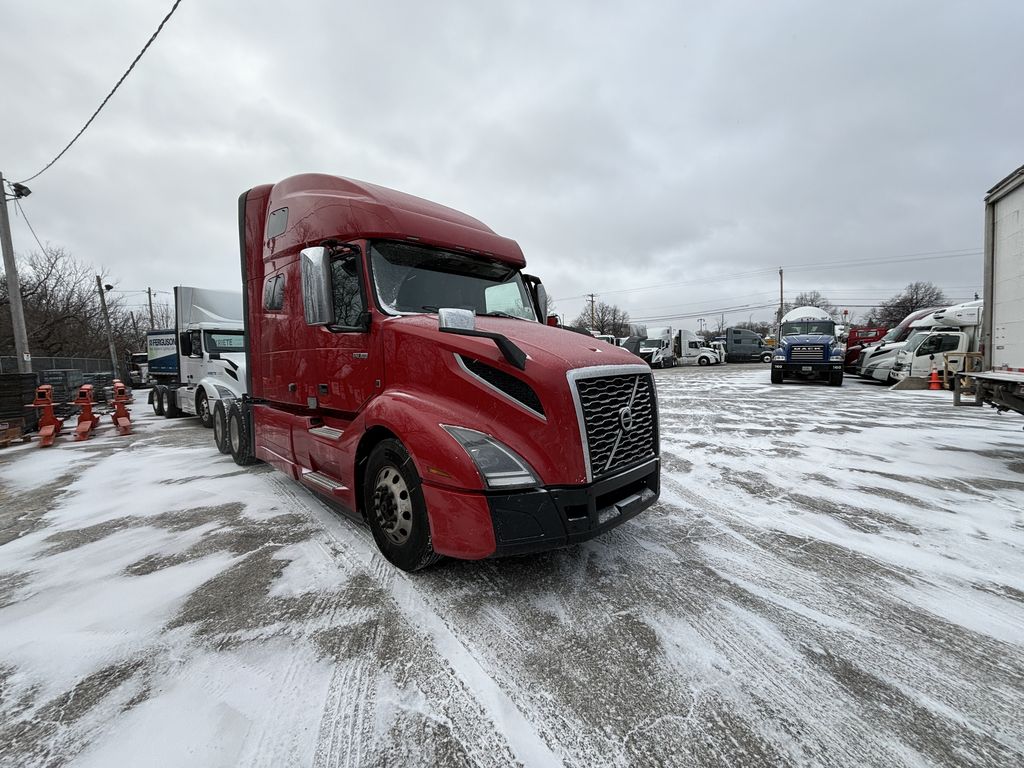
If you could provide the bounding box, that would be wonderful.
[534,283,549,320]
[546,314,560,327]
[300,247,334,326]
[438,308,476,331]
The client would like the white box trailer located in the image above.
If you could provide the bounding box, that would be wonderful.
[957,166,1024,419]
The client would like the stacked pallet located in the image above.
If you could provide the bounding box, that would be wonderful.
[0,373,39,439]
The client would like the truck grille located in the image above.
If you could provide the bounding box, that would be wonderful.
[573,370,658,480]
[790,345,825,362]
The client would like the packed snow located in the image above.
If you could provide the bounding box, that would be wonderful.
[1,367,1022,767]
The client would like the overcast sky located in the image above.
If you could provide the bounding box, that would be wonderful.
[2,0,1022,330]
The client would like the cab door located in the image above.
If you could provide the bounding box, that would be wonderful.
[911,333,965,377]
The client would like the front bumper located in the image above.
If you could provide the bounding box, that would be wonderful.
[773,362,842,375]
[487,458,660,557]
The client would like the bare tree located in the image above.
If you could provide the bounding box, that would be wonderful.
[873,282,948,327]
[571,301,631,336]
[790,291,837,317]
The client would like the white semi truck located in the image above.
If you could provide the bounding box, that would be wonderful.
[637,326,677,368]
[675,329,721,365]
[890,301,983,382]
[148,286,247,428]
[956,165,1024,420]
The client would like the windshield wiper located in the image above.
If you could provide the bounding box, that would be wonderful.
[479,311,527,320]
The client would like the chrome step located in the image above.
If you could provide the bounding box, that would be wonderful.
[301,471,346,494]
[308,425,343,440]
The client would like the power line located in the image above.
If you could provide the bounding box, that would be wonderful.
[16,0,185,184]
[554,247,981,302]
[13,200,48,255]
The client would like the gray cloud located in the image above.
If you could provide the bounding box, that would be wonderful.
[2,0,1020,329]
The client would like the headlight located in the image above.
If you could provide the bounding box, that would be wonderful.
[442,425,540,489]
[773,353,786,361]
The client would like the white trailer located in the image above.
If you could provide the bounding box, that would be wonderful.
[149,287,247,429]
[957,166,1024,419]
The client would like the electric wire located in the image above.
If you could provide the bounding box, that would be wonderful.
[13,200,48,255]
[16,0,185,184]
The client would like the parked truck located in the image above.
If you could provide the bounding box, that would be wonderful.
[855,307,944,380]
[843,325,889,373]
[148,286,247,428]
[637,326,676,368]
[890,301,983,382]
[956,165,1024,420]
[227,174,661,570]
[721,328,773,363]
[770,306,844,385]
[674,330,721,366]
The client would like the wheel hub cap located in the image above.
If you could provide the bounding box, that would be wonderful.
[372,466,412,546]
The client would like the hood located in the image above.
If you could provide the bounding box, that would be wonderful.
[387,314,643,371]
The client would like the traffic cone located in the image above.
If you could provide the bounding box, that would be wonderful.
[928,364,941,391]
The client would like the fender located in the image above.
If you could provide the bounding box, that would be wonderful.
[360,390,489,492]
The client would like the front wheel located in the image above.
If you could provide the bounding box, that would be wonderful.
[770,368,783,384]
[363,439,440,572]
[761,352,773,363]
[197,390,213,428]
[830,371,844,387]
[698,356,709,366]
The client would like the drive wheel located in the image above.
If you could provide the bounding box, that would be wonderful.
[152,388,165,416]
[164,389,179,418]
[830,371,844,387]
[227,401,257,466]
[212,400,230,454]
[197,390,213,428]
[364,439,440,572]
[770,368,783,384]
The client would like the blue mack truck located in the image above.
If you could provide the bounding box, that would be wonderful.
[770,306,845,387]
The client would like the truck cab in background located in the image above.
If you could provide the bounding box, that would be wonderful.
[637,326,676,368]
[855,307,944,379]
[674,329,721,366]
[770,306,844,386]
[891,301,983,382]
[722,328,773,363]
[843,325,888,373]
[231,173,661,571]
[148,287,248,427]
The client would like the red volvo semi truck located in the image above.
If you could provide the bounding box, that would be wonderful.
[224,174,660,570]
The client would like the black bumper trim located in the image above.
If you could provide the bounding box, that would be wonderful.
[488,458,660,557]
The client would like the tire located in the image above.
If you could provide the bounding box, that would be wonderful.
[830,371,844,387]
[196,390,213,428]
[212,400,230,454]
[770,368,783,384]
[152,387,165,416]
[227,401,258,466]
[363,439,440,572]
[698,356,709,366]
[761,352,773,363]
[164,388,180,418]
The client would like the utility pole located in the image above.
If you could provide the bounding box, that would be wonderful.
[96,276,119,378]
[586,293,597,329]
[147,286,155,327]
[777,267,784,332]
[0,172,33,373]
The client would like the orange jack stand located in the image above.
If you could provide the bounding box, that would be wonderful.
[28,384,64,447]
[72,384,99,441]
[110,379,132,435]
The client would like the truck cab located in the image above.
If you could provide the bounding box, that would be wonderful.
[770,306,844,386]
[891,302,983,382]
[675,330,720,366]
[723,328,773,363]
[231,174,661,571]
[637,327,676,368]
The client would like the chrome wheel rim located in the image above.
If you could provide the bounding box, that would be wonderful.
[214,412,223,444]
[372,465,412,546]
[229,416,240,452]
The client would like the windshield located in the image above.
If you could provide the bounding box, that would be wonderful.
[639,340,664,350]
[901,330,929,353]
[203,331,245,353]
[781,321,835,336]
[370,242,537,321]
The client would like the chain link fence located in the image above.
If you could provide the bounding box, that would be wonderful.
[0,357,118,375]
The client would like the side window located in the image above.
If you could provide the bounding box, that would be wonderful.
[263,275,285,311]
[688,341,700,349]
[484,282,531,318]
[939,335,962,353]
[331,256,366,328]
[267,207,289,239]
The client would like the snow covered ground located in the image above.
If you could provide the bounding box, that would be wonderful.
[1,366,1022,767]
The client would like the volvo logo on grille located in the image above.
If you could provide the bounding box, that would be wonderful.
[618,406,634,432]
